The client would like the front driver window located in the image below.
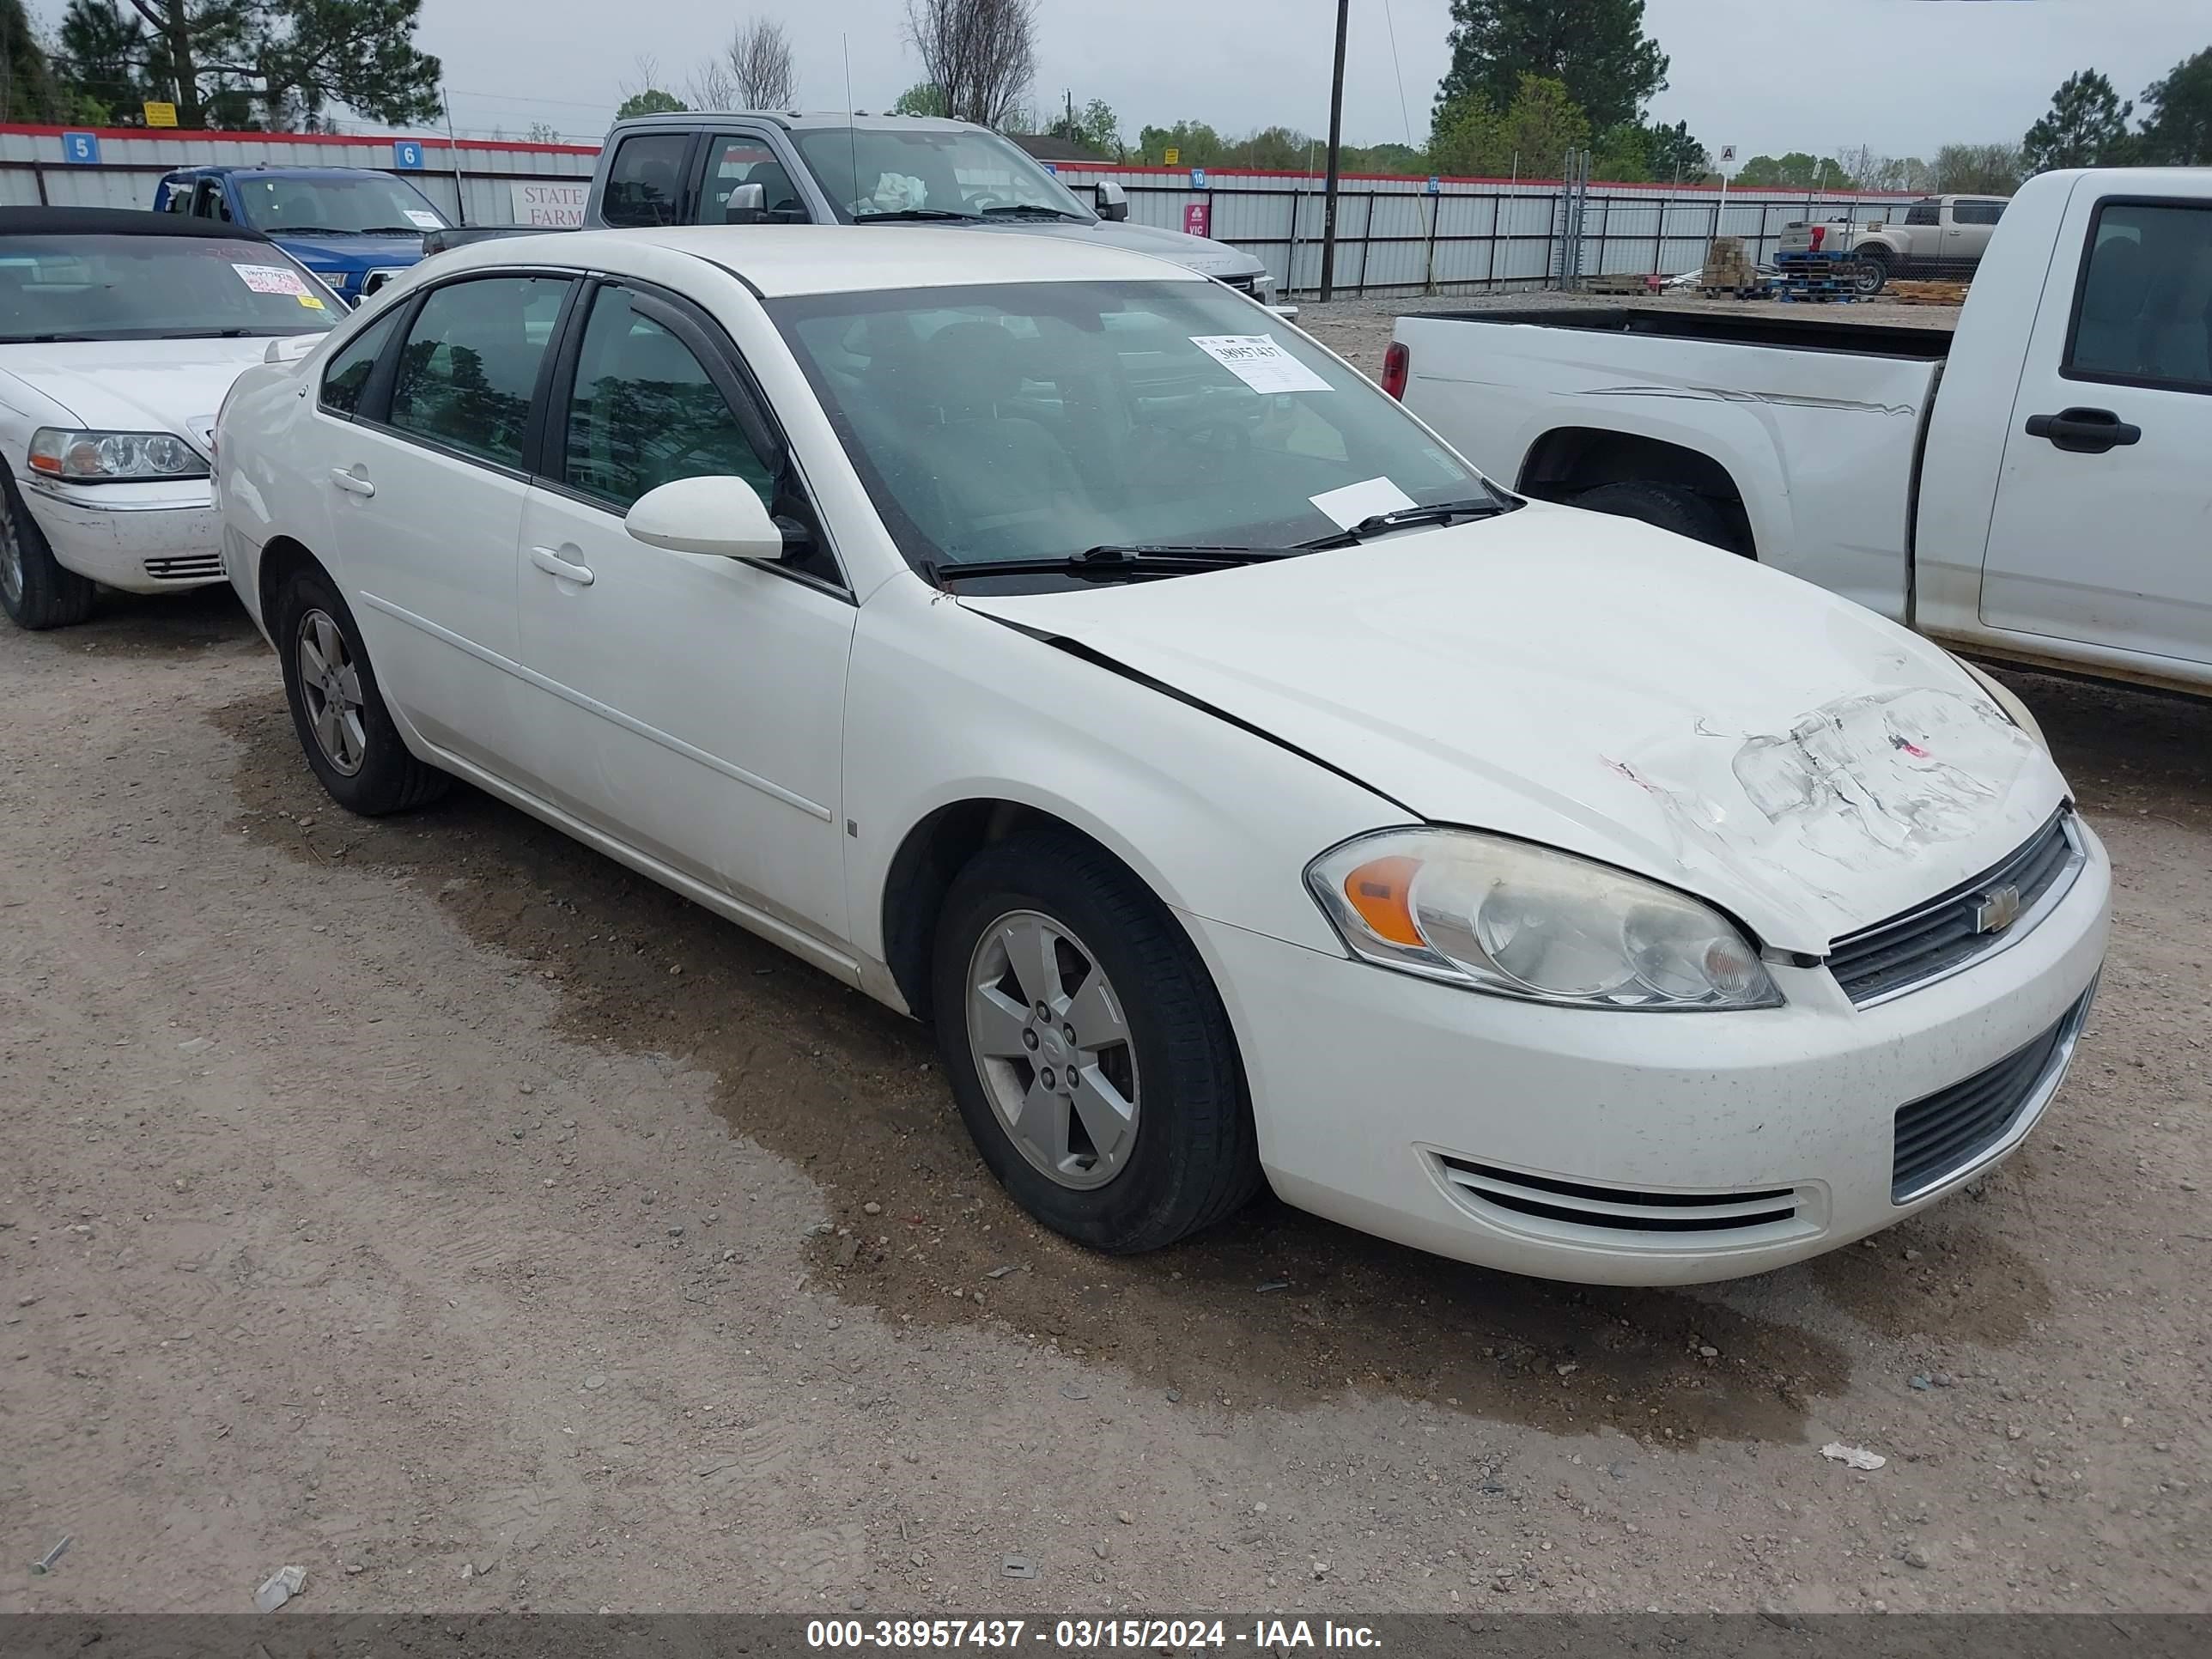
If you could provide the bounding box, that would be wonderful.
[388,276,570,467]
[562,287,775,510]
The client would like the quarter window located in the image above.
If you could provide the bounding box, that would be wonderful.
[319,312,399,416]
[388,276,570,467]
[601,134,691,228]
[2066,202,2212,392]
[562,287,775,511]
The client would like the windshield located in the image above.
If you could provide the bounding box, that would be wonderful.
[0,234,341,343]
[770,281,1482,581]
[230,172,449,235]
[788,126,1092,223]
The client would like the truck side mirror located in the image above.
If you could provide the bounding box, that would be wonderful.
[725,183,768,225]
[1096,180,1129,222]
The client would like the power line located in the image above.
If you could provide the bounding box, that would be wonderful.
[1378,0,1414,149]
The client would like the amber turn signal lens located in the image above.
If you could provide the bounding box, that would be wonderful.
[1342,854,1425,947]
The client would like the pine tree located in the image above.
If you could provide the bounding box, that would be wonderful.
[1436,0,1668,132]
[2021,70,2133,172]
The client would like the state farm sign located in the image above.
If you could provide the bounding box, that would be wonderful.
[509,180,588,228]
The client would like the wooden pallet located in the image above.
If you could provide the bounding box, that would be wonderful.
[1586,272,1660,295]
[1889,280,1969,306]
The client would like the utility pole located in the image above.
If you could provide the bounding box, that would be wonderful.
[1319,0,1350,301]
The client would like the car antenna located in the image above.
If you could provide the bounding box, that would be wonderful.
[842,34,859,218]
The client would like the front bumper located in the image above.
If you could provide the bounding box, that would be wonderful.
[1188,821,2111,1285]
[21,481,226,593]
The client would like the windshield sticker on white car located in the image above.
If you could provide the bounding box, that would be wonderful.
[1189,335,1333,395]
[232,263,310,297]
[1309,477,1418,529]
[404,209,443,230]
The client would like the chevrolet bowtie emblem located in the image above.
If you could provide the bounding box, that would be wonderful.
[1974,884,2023,934]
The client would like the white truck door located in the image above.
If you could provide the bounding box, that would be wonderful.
[1978,185,2212,669]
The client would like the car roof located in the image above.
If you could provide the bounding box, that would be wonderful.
[611,111,994,137]
[161,164,386,179]
[0,205,273,241]
[434,224,1208,298]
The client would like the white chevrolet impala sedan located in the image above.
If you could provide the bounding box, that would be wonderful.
[216,228,2108,1285]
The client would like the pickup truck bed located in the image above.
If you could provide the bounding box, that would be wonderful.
[1394,305,1951,620]
[1425,306,1954,361]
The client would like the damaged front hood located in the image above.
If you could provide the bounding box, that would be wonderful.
[957,502,2065,950]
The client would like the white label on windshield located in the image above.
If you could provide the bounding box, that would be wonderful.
[1189,334,1331,395]
[232,263,309,296]
[404,209,442,230]
[1310,477,1418,529]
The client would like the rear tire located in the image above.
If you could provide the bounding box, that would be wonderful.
[273,563,448,816]
[1853,249,1890,296]
[931,830,1261,1254]
[0,470,97,631]
[1575,480,1741,554]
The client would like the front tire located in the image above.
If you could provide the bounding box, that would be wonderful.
[273,564,448,815]
[1575,480,1741,554]
[0,470,97,631]
[931,830,1261,1253]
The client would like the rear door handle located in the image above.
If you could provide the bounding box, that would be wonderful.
[328,467,374,496]
[529,544,594,586]
[2023,407,2142,454]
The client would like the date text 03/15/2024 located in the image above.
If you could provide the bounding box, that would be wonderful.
[804,1620,1382,1650]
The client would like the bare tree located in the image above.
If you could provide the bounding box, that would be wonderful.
[902,0,1036,129]
[688,57,738,111]
[726,16,797,111]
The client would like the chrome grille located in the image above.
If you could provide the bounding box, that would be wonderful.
[144,554,224,582]
[1826,811,2081,1006]
[1891,985,2093,1202]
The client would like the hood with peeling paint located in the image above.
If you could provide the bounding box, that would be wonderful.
[957,500,2065,951]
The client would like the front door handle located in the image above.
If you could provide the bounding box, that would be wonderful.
[530,544,594,586]
[328,467,374,496]
[2024,407,2142,454]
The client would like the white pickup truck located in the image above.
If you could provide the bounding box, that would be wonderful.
[1778,194,2010,295]
[1390,167,2212,696]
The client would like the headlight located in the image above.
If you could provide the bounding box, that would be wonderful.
[1306,829,1782,1011]
[28,428,209,483]
[1252,272,1275,304]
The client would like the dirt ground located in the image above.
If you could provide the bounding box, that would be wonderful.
[3,519,2208,1613]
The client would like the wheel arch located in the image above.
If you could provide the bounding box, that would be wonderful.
[1518,426,1759,556]
[880,797,1175,1026]
[256,533,326,634]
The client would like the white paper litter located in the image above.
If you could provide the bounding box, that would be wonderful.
[1189,334,1332,395]
[1820,1441,1887,1471]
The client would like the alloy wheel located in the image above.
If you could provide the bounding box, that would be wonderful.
[0,497,23,611]
[966,908,1141,1190]
[296,608,368,776]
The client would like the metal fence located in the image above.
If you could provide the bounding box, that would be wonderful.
[0,125,595,227]
[1,124,1909,300]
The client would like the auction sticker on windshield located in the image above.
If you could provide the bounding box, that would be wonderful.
[1189,335,1332,395]
[232,263,310,296]
[404,209,442,230]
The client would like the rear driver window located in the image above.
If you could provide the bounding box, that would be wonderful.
[389,276,569,466]
[602,134,690,228]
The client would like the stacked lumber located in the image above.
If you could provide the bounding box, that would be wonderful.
[1889,280,1969,306]
[1699,236,1758,296]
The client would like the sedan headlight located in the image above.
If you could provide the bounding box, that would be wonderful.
[29,428,209,483]
[1306,829,1781,1011]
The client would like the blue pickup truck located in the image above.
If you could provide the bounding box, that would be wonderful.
[152,165,452,306]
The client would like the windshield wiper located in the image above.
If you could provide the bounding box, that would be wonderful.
[270,225,358,236]
[854,208,983,223]
[3,332,104,343]
[1295,493,1515,550]
[929,544,1299,583]
[356,225,430,235]
[979,204,1086,221]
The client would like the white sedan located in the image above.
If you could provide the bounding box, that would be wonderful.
[1,207,337,629]
[215,228,2109,1285]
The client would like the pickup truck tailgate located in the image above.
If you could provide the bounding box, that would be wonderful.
[1395,308,1946,623]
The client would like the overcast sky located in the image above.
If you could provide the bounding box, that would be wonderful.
[46,0,2211,161]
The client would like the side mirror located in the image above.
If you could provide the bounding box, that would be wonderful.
[625,476,785,562]
[725,182,768,224]
[1095,180,1129,222]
